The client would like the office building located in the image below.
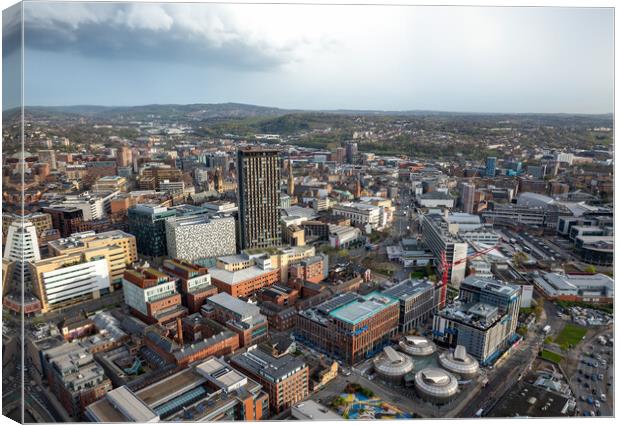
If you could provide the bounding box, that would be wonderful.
[3,220,41,289]
[460,183,475,214]
[382,278,437,333]
[122,267,187,324]
[43,206,85,237]
[42,342,112,418]
[421,213,468,287]
[209,261,280,299]
[93,175,128,193]
[204,292,268,347]
[289,255,326,284]
[128,204,177,257]
[345,142,358,164]
[486,157,497,177]
[48,230,138,275]
[165,214,236,262]
[433,276,521,365]
[162,259,217,313]
[49,191,116,221]
[116,145,132,167]
[230,344,309,414]
[237,148,282,249]
[296,291,399,365]
[331,202,383,231]
[86,357,268,421]
[533,272,613,304]
[30,247,120,313]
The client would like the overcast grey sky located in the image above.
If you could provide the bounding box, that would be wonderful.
[3,2,614,113]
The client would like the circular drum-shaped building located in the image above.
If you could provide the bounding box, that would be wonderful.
[399,336,436,356]
[373,346,414,384]
[438,345,480,379]
[414,368,459,404]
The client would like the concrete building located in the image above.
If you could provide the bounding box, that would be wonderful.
[533,272,613,304]
[417,192,455,209]
[382,278,437,333]
[165,214,236,262]
[48,230,138,281]
[204,292,269,347]
[433,277,521,365]
[291,401,340,420]
[3,220,41,290]
[460,182,475,214]
[49,191,116,221]
[295,291,399,365]
[237,148,282,249]
[86,357,268,421]
[30,249,117,313]
[230,344,309,414]
[331,202,383,230]
[42,342,112,418]
[122,267,187,324]
[421,213,468,287]
[93,176,128,193]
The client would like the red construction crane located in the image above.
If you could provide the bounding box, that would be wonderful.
[438,244,499,308]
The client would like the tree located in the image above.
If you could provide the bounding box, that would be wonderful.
[584,265,597,274]
[512,251,528,267]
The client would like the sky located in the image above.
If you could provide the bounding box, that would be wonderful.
[2,2,614,113]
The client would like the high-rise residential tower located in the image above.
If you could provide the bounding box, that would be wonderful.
[485,157,497,177]
[460,182,475,214]
[237,148,282,249]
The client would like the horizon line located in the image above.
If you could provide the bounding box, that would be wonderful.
[2,102,614,116]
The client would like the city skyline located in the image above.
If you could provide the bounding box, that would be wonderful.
[2,3,614,114]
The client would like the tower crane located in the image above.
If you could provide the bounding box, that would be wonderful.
[438,244,499,308]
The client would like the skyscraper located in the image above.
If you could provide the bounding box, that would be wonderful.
[3,220,41,290]
[485,157,497,177]
[460,183,475,214]
[116,145,133,167]
[237,148,282,249]
[345,142,358,164]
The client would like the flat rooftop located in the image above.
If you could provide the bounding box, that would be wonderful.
[231,346,306,382]
[209,265,275,286]
[329,291,398,325]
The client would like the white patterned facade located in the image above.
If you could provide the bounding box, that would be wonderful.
[166,215,237,262]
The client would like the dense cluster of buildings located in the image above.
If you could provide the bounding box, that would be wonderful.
[2,126,613,421]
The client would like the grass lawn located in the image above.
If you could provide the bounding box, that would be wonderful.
[540,349,564,364]
[554,323,587,350]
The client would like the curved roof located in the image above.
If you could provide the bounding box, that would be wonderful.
[414,368,459,399]
[373,346,414,378]
[439,345,480,377]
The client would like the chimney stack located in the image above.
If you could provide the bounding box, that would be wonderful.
[176,317,184,345]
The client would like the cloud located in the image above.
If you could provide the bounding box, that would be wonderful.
[20,3,323,70]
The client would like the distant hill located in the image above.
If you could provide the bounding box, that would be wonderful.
[5,102,612,130]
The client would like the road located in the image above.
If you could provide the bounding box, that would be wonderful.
[458,328,543,417]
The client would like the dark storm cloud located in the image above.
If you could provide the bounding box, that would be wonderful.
[20,2,296,70]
